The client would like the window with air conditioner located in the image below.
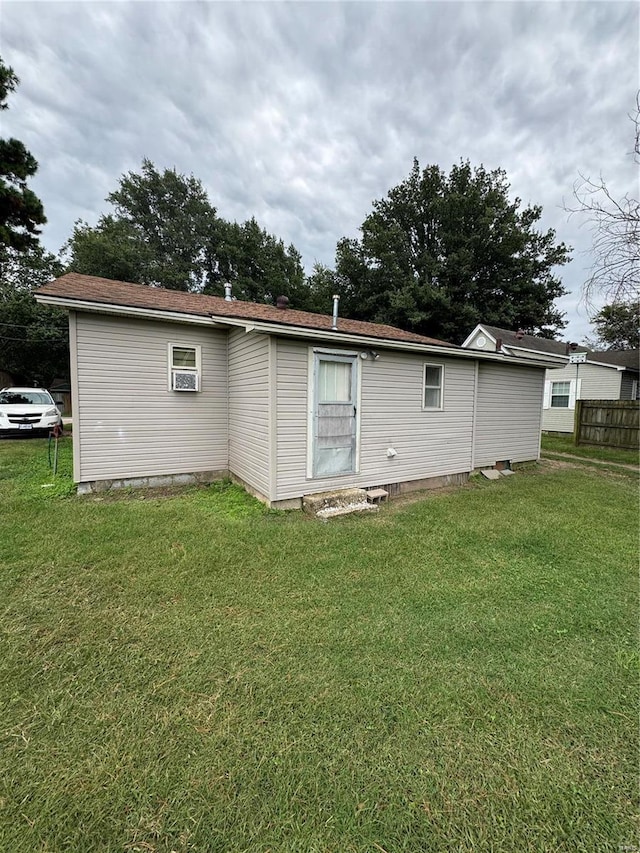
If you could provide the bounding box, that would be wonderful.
[169,344,201,392]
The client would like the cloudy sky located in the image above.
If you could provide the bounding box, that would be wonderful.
[2,0,638,341]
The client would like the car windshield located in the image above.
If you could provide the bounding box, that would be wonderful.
[0,391,52,405]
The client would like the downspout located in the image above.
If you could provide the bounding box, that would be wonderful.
[470,359,479,472]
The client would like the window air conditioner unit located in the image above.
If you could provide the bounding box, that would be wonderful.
[172,370,199,392]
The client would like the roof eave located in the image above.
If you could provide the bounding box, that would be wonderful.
[34,293,552,368]
[219,317,552,366]
[35,293,226,328]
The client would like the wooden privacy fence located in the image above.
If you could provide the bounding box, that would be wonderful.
[574,399,639,449]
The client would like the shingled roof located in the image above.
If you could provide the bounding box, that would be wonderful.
[478,325,573,356]
[38,273,453,348]
[468,324,639,371]
[589,349,639,370]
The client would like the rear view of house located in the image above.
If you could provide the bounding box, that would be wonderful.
[37,275,552,506]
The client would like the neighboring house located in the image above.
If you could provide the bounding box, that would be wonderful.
[462,324,640,433]
[37,274,553,506]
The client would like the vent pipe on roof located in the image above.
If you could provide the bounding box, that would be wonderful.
[224,283,233,302]
[276,295,289,310]
[332,294,340,330]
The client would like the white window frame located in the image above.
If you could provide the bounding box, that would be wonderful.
[422,363,444,411]
[168,343,201,392]
[550,380,571,409]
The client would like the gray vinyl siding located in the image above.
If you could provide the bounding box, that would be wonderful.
[228,329,270,498]
[542,406,575,433]
[75,313,228,482]
[274,339,475,501]
[542,362,622,432]
[474,363,543,467]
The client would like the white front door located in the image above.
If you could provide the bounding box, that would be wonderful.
[312,353,358,477]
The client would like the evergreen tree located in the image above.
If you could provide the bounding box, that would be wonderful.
[0,57,46,252]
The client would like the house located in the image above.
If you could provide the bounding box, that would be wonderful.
[462,324,639,433]
[36,274,554,507]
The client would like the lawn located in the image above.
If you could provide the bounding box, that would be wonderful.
[1,438,638,852]
[541,432,639,466]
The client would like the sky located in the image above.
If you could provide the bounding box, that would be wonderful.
[2,0,638,343]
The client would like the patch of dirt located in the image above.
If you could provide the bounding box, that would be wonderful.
[88,484,200,503]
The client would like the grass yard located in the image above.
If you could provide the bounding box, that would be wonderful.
[541,432,639,467]
[1,438,638,852]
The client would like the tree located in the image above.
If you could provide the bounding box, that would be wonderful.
[0,244,68,385]
[303,262,343,314]
[0,57,65,385]
[584,302,639,350]
[566,95,639,307]
[64,216,152,284]
[65,159,216,291]
[63,160,308,304]
[0,57,46,252]
[330,159,570,343]
[205,217,306,304]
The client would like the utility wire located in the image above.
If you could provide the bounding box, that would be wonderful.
[0,334,68,342]
[0,320,66,328]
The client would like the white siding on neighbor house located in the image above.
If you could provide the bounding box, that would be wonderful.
[74,313,228,482]
[274,339,475,501]
[474,363,544,467]
[228,329,271,499]
[542,362,622,433]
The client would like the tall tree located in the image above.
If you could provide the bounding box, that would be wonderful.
[0,57,46,252]
[65,159,216,291]
[303,262,343,314]
[64,160,307,304]
[331,159,570,342]
[584,302,639,350]
[205,217,306,304]
[65,216,151,285]
[565,95,639,307]
[0,244,68,385]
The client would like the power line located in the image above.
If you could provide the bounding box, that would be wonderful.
[0,334,68,342]
[0,320,67,329]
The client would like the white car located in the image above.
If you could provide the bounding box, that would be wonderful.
[0,387,63,437]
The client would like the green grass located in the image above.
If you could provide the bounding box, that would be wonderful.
[1,438,638,852]
[542,432,639,466]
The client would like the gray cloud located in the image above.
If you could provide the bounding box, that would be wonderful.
[2,0,637,341]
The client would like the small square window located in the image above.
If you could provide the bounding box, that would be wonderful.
[551,381,570,408]
[423,363,443,409]
[168,343,201,392]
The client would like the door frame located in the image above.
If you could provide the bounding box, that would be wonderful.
[306,347,361,480]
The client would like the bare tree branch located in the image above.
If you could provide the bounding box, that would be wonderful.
[565,94,640,309]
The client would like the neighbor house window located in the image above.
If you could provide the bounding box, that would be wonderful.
[550,381,570,408]
[168,343,201,391]
[423,364,443,409]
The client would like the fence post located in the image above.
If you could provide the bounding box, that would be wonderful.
[573,399,582,446]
